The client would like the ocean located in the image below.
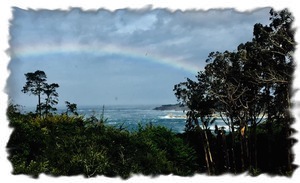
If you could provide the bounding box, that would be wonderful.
[19,105,229,133]
[75,105,229,133]
[77,105,187,133]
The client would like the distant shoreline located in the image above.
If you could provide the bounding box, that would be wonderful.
[153,104,188,111]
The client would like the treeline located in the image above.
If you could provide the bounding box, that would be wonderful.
[173,9,296,175]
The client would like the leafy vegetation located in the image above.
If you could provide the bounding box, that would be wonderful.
[21,70,59,117]
[174,8,296,175]
[7,104,198,178]
[6,8,297,178]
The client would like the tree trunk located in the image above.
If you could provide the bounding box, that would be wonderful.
[203,137,212,175]
[200,129,212,175]
[244,129,250,170]
[240,133,245,171]
[285,88,292,172]
[222,130,230,172]
[265,85,273,171]
[45,98,49,117]
[248,122,258,173]
[230,116,237,173]
[38,93,42,116]
[204,129,215,174]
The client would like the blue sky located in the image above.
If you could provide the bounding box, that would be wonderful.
[7,7,271,107]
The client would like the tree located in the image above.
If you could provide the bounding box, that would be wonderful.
[173,8,295,174]
[204,50,252,173]
[65,101,78,116]
[22,70,47,116]
[22,70,60,117]
[239,8,295,172]
[42,83,59,116]
[174,72,216,174]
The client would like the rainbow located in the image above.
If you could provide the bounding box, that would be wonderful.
[11,42,202,74]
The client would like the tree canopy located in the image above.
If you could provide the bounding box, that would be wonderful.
[22,70,59,117]
[173,8,296,174]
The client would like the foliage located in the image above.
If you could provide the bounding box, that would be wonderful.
[131,125,198,176]
[65,101,78,116]
[173,8,296,175]
[42,83,59,116]
[21,70,47,116]
[21,70,60,117]
[7,112,198,178]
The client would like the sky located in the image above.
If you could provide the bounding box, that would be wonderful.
[7,7,272,107]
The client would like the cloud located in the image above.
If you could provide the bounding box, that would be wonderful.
[8,7,272,106]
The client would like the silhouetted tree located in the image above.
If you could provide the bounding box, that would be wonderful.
[239,8,295,172]
[42,83,59,116]
[22,70,47,116]
[22,70,59,117]
[174,8,295,174]
[174,72,216,174]
[65,101,78,116]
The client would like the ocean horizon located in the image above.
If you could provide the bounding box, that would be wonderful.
[16,104,233,133]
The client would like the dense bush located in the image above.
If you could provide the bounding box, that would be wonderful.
[6,109,198,178]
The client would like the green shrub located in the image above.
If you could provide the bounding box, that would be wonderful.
[7,113,199,178]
